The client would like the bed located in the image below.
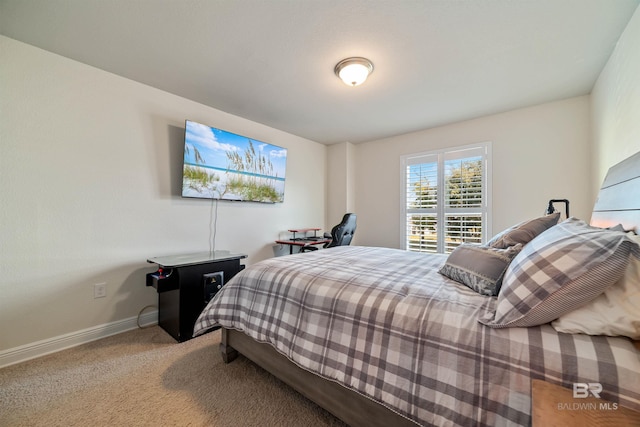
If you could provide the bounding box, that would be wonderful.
[193,151,640,426]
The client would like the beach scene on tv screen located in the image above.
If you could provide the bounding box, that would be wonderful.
[182,121,287,203]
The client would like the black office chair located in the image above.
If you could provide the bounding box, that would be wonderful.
[325,213,357,248]
[302,213,357,251]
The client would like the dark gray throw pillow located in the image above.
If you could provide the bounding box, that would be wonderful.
[439,243,523,296]
[487,212,560,249]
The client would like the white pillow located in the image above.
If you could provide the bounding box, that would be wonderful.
[551,232,640,339]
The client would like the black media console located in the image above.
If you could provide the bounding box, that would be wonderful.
[146,251,247,342]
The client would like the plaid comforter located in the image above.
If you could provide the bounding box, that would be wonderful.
[193,246,640,426]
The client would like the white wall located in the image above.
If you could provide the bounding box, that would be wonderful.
[326,142,356,227]
[351,96,592,249]
[0,36,326,352]
[591,6,640,195]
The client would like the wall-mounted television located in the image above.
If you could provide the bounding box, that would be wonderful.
[182,120,287,203]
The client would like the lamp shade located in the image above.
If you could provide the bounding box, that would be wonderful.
[335,57,374,86]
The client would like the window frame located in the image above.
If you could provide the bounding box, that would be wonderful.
[400,141,492,253]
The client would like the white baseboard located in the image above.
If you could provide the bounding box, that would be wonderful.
[0,310,158,369]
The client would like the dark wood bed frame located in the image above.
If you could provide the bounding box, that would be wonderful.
[219,150,640,426]
[220,327,417,426]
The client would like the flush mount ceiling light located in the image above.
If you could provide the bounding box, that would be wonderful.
[334,57,374,87]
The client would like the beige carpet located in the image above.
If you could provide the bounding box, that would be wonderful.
[0,326,347,426]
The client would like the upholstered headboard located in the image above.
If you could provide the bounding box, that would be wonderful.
[590,150,640,232]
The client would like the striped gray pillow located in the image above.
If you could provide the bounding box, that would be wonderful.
[479,218,640,328]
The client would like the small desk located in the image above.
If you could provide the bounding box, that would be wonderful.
[276,238,332,254]
[276,228,331,254]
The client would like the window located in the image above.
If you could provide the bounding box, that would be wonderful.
[401,143,491,254]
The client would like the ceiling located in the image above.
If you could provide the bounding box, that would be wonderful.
[1,0,638,145]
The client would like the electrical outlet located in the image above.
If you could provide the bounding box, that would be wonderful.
[94,283,107,298]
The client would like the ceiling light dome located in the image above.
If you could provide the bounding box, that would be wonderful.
[334,57,374,87]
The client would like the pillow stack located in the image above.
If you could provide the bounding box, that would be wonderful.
[439,213,560,296]
[479,218,640,329]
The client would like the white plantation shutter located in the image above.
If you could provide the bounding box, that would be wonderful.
[401,143,491,254]
[405,153,438,252]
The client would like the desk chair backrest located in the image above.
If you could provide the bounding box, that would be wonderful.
[326,213,357,248]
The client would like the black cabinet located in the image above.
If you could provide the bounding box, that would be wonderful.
[146,251,247,342]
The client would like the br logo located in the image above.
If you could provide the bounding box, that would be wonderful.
[573,383,602,398]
